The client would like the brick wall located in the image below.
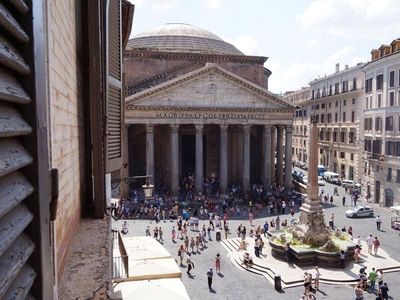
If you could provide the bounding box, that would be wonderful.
[49,0,86,278]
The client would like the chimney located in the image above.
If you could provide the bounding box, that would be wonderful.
[345,64,349,70]
[335,63,340,73]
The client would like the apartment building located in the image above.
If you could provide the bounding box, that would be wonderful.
[308,63,365,181]
[283,87,310,164]
[361,38,400,207]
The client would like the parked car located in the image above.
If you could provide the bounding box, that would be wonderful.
[391,217,400,230]
[301,176,308,185]
[318,176,325,186]
[345,206,374,218]
[341,180,355,188]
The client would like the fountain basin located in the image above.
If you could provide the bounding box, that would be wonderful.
[268,230,357,268]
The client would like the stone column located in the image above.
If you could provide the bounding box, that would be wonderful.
[276,125,284,188]
[270,126,276,186]
[121,124,130,198]
[171,124,180,199]
[220,124,229,195]
[195,125,204,194]
[242,125,251,192]
[230,127,237,183]
[236,127,243,185]
[263,125,272,192]
[146,124,155,184]
[284,125,293,192]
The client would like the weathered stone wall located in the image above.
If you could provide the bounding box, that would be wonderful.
[50,0,85,279]
[124,51,266,92]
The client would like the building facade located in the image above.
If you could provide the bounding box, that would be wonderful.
[308,63,365,181]
[123,24,296,196]
[283,87,310,164]
[361,39,400,207]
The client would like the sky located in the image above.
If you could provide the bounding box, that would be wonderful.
[128,0,400,94]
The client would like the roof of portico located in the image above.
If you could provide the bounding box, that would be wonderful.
[126,64,295,113]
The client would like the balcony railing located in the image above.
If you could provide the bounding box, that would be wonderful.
[112,229,129,279]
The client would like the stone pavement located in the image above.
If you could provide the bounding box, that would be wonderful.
[112,212,400,300]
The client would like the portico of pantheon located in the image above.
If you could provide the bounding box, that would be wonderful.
[123,23,296,197]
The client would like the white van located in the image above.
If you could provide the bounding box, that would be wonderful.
[341,180,354,188]
[323,172,340,184]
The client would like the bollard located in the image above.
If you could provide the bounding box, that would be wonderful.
[216,231,221,241]
[274,274,282,291]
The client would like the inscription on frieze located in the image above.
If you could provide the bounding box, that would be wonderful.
[155,112,267,120]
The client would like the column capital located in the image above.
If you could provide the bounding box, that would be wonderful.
[285,124,293,134]
[220,124,229,134]
[276,125,284,133]
[263,125,272,134]
[195,124,203,134]
[170,124,180,134]
[146,124,154,133]
[243,125,251,134]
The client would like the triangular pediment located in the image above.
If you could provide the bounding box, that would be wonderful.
[126,64,295,111]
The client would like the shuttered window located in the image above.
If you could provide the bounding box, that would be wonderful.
[0,1,38,298]
[105,0,124,172]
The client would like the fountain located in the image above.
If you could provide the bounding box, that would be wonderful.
[269,114,356,267]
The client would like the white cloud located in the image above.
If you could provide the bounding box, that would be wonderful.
[133,0,183,10]
[268,46,366,94]
[296,0,400,40]
[224,35,261,56]
[206,0,223,9]
[306,38,318,48]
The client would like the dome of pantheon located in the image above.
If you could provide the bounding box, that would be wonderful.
[126,23,244,55]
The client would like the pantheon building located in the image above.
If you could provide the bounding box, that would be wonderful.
[123,23,295,197]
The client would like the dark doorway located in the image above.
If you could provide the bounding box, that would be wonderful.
[182,135,195,177]
[375,181,380,204]
[181,134,207,178]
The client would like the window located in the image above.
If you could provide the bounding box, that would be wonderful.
[340,152,345,159]
[334,151,337,157]
[316,89,320,98]
[326,131,331,141]
[389,71,395,88]
[321,103,326,109]
[329,85,332,96]
[352,98,355,105]
[333,131,337,142]
[335,112,338,122]
[316,104,320,110]
[328,102,331,108]
[397,170,400,183]
[377,94,382,108]
[375,117,382,131]
[376,74,383,90]
[334,83,339,94]
[335,101,338,107]
[327,113,332,123]
[392,44,397,53]
[386,141,395,155]
[389,92,395,106]
[365,97,368,109]
[380,48,385,57]
[298,110,302,117]
[343,99,347,106]
[340,131,345,143]
[342,81,348,92]
[386,116,393,131]
[342,111,346,122]
[303,110,307,117]
[320,114,325,123]
[353,78,357,90]
[349,131,354,144]
[364,118,372,131]
[350,153,354,161]
[387,168,392,181]
[322,87,326,97]
[397,142,400,156]
[351,111,355,122]
[365,78,373,93]
[311,90,315,99]
[319,130,324,140]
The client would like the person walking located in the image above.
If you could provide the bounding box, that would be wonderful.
[314,266,321,290]
[171,226,177,242]
[207,267,213,291]
[215,253,221,273]
[373,237,380,255]
[375,215,382,230]
[263,221,269,237]
[249,211,253,227]
[329,214,335,229]
[178,245,185,265]
[342,196,346,206]
[186,253,194,275]
[366,234,374,254]
[340,249,346,268]
[158,227,164,244]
